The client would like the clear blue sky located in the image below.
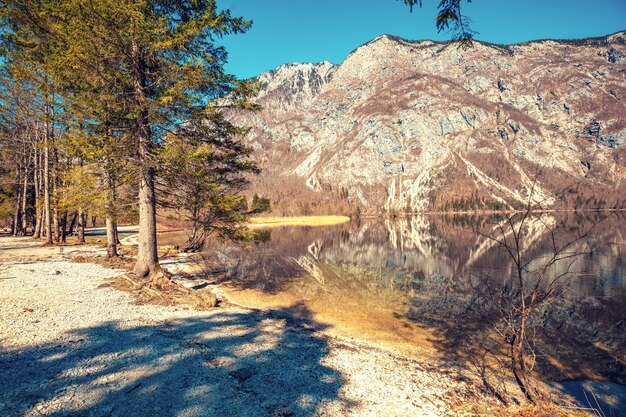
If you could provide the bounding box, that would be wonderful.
[218,0,626,79]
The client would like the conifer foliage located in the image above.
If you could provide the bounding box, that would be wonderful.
[159,112,261,252]
[401,0,476,44]
[0,0,259,273]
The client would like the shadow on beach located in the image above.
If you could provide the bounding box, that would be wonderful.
[0,304,350,417]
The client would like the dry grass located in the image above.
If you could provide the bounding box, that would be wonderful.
[62,235,110,245]
[73,254,135,271]
[72,245,137,271]
[248,215,351,227]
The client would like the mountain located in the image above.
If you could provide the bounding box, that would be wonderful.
[227,32,626,215]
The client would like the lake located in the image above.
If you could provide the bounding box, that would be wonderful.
[207,212,625,301]
[182,212,626,396]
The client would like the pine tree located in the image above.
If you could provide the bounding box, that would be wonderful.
[400,0,476,44]
[251,194,272,214]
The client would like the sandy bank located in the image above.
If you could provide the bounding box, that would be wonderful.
[248,215,351,228]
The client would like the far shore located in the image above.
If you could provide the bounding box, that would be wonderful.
[247,215,351,228]
[3,208,622,238]
[360,207,626,218]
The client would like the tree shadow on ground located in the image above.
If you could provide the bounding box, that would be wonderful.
[0,303,351,417]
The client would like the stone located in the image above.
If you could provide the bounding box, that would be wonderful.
[597,133,625,149]
[585,121,602,137]
[608,47,626,64]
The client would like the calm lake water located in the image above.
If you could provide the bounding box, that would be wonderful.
[195,213,625,390]
[200,212,626,411]
[181,213,626,402]
[217,212,626,301]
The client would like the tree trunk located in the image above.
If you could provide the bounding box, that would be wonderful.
[53,208,59,242]
[185,220,204,252]
[21,163,29,235]
[52,146,59,243]
[105,166,118,258]
[11,201,22,236]
[512,351,536,403]
[513,318,537,402]
[77,208,85,244]
[114,221,120,245]
[60,211,68,243]
[33,144,42,239]
[67,211,78,236]
[132,41,159,276]
[13,188,21,237]
[135,163,158,275]
[43,115,53,244]
[105,215,118,258]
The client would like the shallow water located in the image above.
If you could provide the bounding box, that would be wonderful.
[554,380,626,417]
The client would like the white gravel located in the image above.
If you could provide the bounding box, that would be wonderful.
[0,238,481,417]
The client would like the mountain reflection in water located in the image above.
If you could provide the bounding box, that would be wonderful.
[208,213,625,301]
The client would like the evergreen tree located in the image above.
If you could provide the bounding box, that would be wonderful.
[250,194,271,214]
[159,112,260,251]
[400,0,476,44]
[1,0,255,275]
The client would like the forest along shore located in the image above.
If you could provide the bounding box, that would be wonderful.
[0,237,502,417]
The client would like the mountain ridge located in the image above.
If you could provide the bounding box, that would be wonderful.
[228,30,626,215]
[249,30,626,79]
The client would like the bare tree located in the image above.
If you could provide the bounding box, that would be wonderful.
[467,188,612,402]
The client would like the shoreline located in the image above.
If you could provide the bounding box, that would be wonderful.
[212,282,441,363]
[0,237,497,416]
[1,236,619,415]
[242,209,626,225]
[359,207,626,219]
[248,215,351,227]
[8,210,617,238]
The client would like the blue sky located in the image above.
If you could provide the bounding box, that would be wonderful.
[218,0,626,79]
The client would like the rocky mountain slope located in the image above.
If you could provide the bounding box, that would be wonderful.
[228,32,626,215]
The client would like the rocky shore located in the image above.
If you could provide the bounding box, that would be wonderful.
[0,238,493,417]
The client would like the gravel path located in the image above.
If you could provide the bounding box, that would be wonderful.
[0,238,481,417]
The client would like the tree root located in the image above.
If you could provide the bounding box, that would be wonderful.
[113,268,218,310]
